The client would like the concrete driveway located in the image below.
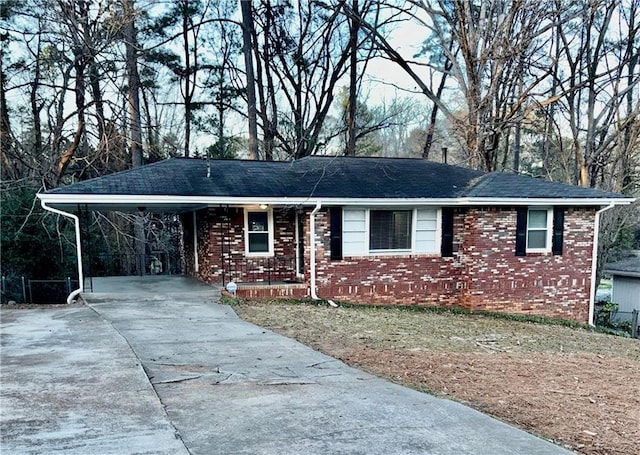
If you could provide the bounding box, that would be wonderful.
[2,276,572,454]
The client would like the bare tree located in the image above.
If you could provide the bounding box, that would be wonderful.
[122,0,143,167]
[241,0,258,160]
[554,0,640,188]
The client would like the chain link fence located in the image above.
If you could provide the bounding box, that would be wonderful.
[1,275,79,304]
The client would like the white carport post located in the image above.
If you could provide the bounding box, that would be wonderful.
[193,211,199,273]
[40,201,84,304]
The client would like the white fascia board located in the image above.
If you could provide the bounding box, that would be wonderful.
[458,197,635,206]
[37,193,635,208]
[315,197,635,206]
[37,194,305,207]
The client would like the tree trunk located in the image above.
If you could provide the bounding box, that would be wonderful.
[30,39,43,160]
[346,0,359,156]
[123,0,145,275]
[1,44,15,180]
[423,54,453,159]
[89,61,106,151]
[241,0,258,160]
[124,0,143,168]
[182,2,192,157]
[57,52,87,180]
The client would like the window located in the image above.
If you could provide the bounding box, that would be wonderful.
[526,208,552,252]
[516,207,563,256]
[341,208,440,256]
[370,210,412,251]
[245,209,273,255]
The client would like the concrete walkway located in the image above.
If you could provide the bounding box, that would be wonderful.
[2,276,572,454]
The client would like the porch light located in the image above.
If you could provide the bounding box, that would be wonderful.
[226,282,237,295]
[259,204,268,210]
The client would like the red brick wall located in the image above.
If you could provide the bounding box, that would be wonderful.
[314,208,466,308]
[458,207,595,322]
[313,207,595,323]
[185,205,596,323]
[182,207,298,284]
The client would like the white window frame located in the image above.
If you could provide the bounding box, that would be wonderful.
[342,207,441,256]
[369,209,413,254]
[244,208,274,257]
[526,207,553,253]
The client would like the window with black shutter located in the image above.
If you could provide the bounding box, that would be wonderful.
[516,207,559,256]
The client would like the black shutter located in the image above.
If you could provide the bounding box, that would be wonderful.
[441,207,454,257]
[515,207,527,257]
[552,207,564,256]
[330,207,343,260]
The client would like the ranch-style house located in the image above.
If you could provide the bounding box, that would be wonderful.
[38,156,634,324]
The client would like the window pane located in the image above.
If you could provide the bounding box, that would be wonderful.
[370,210,411,250]
[528,210,547,229]
[248,212,268,232]
[527,230,547,249]
[248,233,269,252]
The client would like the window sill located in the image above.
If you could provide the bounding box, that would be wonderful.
[344,252,441,259]
[369,249,412,255]
[245,252,275,258]
[525,249,551,255]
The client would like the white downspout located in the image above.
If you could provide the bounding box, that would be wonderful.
[589,202,615,325]
[309,201,322,300]
[40,201,84,304]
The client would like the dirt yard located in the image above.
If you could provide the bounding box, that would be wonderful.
[234,300,640,455]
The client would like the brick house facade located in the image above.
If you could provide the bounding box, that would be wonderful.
[183,205,596,323]
[39,156,633,322]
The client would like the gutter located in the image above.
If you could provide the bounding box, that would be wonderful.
[40,200,84,304]
[37,193,636,210]
[589,202,616,325]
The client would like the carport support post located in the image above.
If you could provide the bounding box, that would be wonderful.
[21,276,26,303]
[135,211,146,276]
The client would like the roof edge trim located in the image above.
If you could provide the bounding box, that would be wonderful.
[37,193,636,207]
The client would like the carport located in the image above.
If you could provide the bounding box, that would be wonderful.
[36,159,319,304]
[38,189,206,303]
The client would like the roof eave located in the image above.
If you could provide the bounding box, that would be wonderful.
[604,270,640,278]
[37,193,635,212]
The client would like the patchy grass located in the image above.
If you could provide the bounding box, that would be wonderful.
[234,299,640,455]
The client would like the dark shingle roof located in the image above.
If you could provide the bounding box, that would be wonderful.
[46,156,627,200]
[605,257,640,277]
